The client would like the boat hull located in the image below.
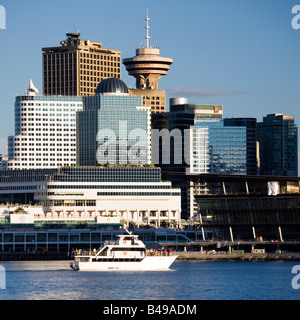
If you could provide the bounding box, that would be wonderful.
[75,256,177,271]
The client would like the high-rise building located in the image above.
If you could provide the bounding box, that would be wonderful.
[190,119,247,175]
[151,98,223,172]
[257,113,298,177]
[42,33,121,97]
[123,11,173,113]
[224,118,259,175]
[152,98,245,218]
[77,78,151,166]
[0,154,7,170]
[168,97,223,119]
[7,79,83,169]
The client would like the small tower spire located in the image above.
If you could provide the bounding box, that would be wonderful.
[27,78,39,96]
[145,8,150,48]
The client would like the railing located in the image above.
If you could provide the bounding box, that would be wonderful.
[73,249,98,256]
[145,249,175,257]
[73,248,176,257]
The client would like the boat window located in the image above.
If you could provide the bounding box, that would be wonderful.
[112,247,145,251]
[123,236,135,241]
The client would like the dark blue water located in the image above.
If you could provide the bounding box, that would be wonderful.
[0,260,299,300]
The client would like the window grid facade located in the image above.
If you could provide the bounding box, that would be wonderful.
[8,95,83,170]
[188,119,247,175]
[77,95,151,166]
[0,167,181,228]
[257,114,298,177]
[42,33,121,97]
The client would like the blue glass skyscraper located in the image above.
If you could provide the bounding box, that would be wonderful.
[77,78,151,166]
[224,118,258,175]
[190,119,247,175]
[257,114,298,177]
[151,98,247,175]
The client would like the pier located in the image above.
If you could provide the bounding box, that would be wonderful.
[175,251,300,261]
[161,240,300,261]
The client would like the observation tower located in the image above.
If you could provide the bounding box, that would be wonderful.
[123,10,173,112]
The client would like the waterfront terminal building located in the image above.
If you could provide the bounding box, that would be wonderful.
[0,166,181,255]
[0,166,181,228]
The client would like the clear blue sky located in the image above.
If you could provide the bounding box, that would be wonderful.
[0,0,299,156]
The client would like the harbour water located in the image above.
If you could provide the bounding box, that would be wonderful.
[0,260,299,300]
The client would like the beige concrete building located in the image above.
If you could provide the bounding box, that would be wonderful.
[123,12,173,113]
[42,33,121,96]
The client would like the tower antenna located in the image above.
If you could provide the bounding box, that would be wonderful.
[145,8,150,48]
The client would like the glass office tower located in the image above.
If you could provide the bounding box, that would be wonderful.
[189,119,247,175]
[257,114,298,177]
[77,78,151,166]
[151,98,247,175]
[224,118,258,175]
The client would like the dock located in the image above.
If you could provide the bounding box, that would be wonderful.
[175,251,300,261]
[161,240,300,261]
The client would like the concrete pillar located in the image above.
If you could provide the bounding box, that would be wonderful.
[136,210,140,227]
[245,181,249,194]
[201,227,206,241]
[158,209,160,228]
[222,182,227,195]
[199,213,206,241]
[278,226,283,242]
[252,226,256,239]
[229,226,234,242]
[189,180,195,218]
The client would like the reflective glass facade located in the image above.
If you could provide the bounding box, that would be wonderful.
[190,119,247,175]
[77,95,151,166]
[0,167,161,183]
[151,102,247,175]
[257,114,298,177]
[224,118,258,175]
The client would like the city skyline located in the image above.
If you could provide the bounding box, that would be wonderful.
[0,0,299,164]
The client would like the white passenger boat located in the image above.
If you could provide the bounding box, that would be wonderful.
[72,232,177,271]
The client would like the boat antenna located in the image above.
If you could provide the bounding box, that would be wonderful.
[124,225,132,235]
